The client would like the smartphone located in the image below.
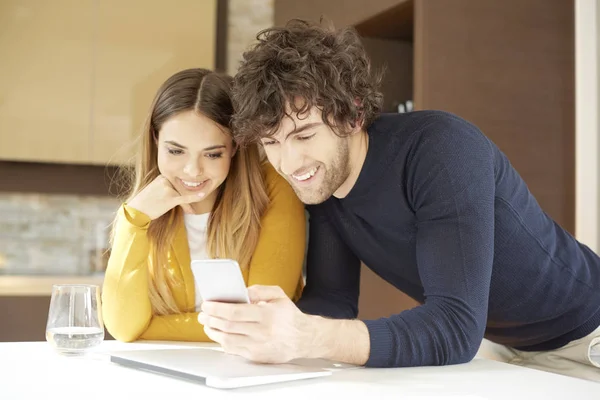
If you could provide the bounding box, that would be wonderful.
[190,259,250,304]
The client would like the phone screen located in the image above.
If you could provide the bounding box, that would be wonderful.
[191,259,250,304]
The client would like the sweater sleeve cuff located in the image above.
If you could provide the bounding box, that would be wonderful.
[122,204,152,228]
[363,318,395,367]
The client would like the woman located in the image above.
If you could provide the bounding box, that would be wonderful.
[102,68,306,342]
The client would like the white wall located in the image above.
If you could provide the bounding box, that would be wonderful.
[575,0,600,253]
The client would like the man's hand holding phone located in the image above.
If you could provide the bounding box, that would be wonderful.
[198,285,312,364]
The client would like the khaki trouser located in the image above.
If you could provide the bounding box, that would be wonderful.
[475,326,600,383]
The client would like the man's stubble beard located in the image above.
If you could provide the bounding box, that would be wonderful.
[291,141,351,205]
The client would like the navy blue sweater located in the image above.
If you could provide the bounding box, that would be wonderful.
[296,111,600,368]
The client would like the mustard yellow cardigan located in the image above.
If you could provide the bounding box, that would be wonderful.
[101,163,306,342]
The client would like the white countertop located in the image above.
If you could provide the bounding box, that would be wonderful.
[1,340,598,399]
[0,274,104,296]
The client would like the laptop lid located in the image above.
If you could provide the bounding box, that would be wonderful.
[108,348,341,389]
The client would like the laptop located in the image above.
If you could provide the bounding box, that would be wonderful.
[108,347,358,389]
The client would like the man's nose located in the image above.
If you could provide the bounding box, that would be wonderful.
[279,145,303,176]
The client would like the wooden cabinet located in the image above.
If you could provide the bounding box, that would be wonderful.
[0,0,217,166]
[0,0,93,164]
[276,0,576,319]
[90,0,217,165]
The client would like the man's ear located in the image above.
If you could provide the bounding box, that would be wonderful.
[349,120,363,134]
[348,118,363,135]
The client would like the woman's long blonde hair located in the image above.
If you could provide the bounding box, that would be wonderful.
[112,68,269,315]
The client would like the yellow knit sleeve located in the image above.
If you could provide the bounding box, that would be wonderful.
[246,163,306,300]
[101,204,154,342]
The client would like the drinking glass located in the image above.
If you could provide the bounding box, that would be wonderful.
[45,284,104,355]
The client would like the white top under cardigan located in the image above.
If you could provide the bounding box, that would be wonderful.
[183,212,210,311]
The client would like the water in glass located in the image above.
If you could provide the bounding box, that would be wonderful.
[45,284,104,355]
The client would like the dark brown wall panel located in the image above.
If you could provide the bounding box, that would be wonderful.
[415,0,575,234]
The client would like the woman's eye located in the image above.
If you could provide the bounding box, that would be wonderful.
[206,152,223,159]
[262,140,277,146]
[168,148,183,155]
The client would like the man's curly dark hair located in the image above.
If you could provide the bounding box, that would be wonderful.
[231,19,384,146]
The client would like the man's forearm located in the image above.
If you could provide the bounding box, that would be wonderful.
[299,314,370,365]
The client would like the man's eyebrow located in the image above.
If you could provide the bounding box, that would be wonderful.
[285,122,323,140]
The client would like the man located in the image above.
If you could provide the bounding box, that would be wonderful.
[197,19,600,382]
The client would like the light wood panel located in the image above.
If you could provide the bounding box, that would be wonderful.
[0,0,93,164]
[0,0,218,166]
[90,0,218,165]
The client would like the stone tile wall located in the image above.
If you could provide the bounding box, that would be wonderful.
[227,0,274,75]
[0,193,119,275]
